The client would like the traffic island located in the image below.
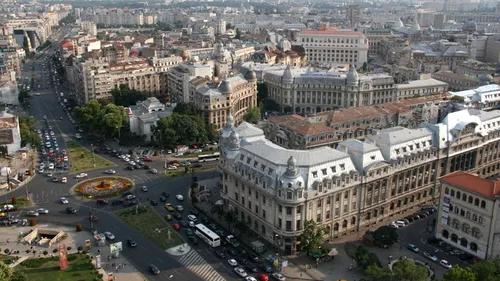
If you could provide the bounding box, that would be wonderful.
[66,141,114,172]
[71,176,134,199]
[114,205,183,249]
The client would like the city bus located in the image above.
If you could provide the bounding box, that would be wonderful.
[194,224,221,247]
[198,152,220,163]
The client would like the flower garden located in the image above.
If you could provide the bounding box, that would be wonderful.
[72,176,134,199]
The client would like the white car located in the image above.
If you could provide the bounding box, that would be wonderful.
[245,277,258,281]
[48,163,54,170]
[176,194,184,201]
[60,197,69,204]
[118,155,125,159]
[187,215,197,222]
[176,205,183,212]
[167,166,177,170]
[27,211,39,217]
[272,273,286,281]
[228,259,238,267]
[75,173,87,179]
[63,156,69,162]
[40,163,45,169]
[234,267,247,277]
[423,251,438,262]
[103,231,115,240]
[36,208,49,214]
[440,259,452,269]
[129,161,136,166]
[105,169,116,174]
[142,186,148,192]
[123,158,130,162]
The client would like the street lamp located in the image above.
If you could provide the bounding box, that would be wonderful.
[91,144,96,167]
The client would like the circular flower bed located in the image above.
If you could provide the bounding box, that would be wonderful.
[73,177,134,199]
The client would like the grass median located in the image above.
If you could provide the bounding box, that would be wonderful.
[165,165,216,177]
[66,141,114,172]
[16,253,99,281]
[115,205,183,249]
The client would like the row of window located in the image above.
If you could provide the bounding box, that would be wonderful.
[444,187,487,209]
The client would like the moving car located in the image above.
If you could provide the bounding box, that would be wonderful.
[36,208,49,214]
[245,277,258,281]
[187,215,197,222]
[234,267,248,278]
[272,273,286,281]
[228,259,238,266]
[75,173,87,178]
[149,264,160,275]
[439,259,452,269]
[66,207,77,214]
[141,186,148,192]
[127,239,137,247]
[165,203,175,212]
[27,211,39,217]
[176,205,184,212]
[61,177,67,183]
[172,223,180,231]
[104,232,115,240]
[176,194,184,201]
[105,169,116,174]
[150,168,158,174]
[60,197,69,204]
[407,244,420,253]
[96,199,109,205]
[423,251,438,262]
[90,215,99,221]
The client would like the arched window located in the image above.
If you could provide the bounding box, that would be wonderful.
[462,194,467,201]
[456,191,461,199]
[460,238,468,247]
[366,212,371,220]
[390,202,395,210]
[442,229,449,239]
[423,190,427,197]
[481,200,486,209]
[462,223,470,234]
[474,198,479,206]
[470,242,478,252]
[342,220,348,228]
[451,233,458,243]
[451,189,455,196]
[374,209,378,217]
[397,200,402,207]
[468,196,473,204]
[351,217,356,225]
[333,223,339,231]
[445,187,449,194]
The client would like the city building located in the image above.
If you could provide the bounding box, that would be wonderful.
[0,111,21,155]
[264,65,396,114]
[264,93,451,150]
[449,84,500,111]
[218,106,500,254]
[295,27,368,67]
[431,71,483,91]
[436,171,500,259]
[396,79,448,101]
[166,62,214,104]
[128,97,175,141]
[193,71,258,130]
[347,5,362,28]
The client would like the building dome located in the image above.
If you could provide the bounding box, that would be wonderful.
[479,74,493,84]
[394,18,404,29]
[229,130,240,150]
[219,79,233,94]
[226,114,234,125]
[280,156,304,189]
[282,65,293,84]
[287,155,296,168]
[244,69,257,81]
[346,65,359,86]
[464,20,477,32]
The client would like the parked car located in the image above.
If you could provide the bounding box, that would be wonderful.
[96,199,109,205]
[66,207,77,214]
[149,264,160,275]
[423,251,438,262]
[407,244,420,253]
[27,211,39,217]
[439,259,452,269]
[234,267,248,278]
[103,232,115,240]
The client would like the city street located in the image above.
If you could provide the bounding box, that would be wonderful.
[4,46,242,281]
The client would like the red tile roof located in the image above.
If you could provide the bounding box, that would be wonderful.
[269,114,335,136]
[298,27,362,36]
[440,171,500,198]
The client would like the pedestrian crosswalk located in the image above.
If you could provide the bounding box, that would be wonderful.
[178,249,226,281]
[128,174,167,184]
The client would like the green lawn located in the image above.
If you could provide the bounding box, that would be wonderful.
[16,254,100,281]
[165,165,216,177]
[66,141,114,172]
[115,205,183,249]
[1,195,33,208]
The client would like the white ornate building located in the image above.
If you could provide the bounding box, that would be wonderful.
[218,107,500,255]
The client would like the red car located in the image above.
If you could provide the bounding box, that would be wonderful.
[172,223,180,231]
[258,274,269,281]
[144,157,154,162]
[89,215,99,222]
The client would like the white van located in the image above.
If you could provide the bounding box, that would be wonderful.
[394,221,406,228]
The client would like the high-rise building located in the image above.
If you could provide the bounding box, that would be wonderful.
[347,5,362,28]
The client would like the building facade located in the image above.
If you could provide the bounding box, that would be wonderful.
[218,107,500,255]
[295,27,368,67]
[193,71,258,130]
[436,171,500,260]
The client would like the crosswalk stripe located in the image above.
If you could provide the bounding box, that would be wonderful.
[177,250,226,281]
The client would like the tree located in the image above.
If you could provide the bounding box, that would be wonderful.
[19,116,40,148]
[365,264,393,281]
[110,84,149,107]
[372,226,398,246]
[355,245,380,270]
[234,219,248,236]
[442,266,477,281]
[224,210,238,231]
[10,270,28,281]
[469,258,500,281]
[0,261,13,281]
[243,107,261,124]
[363,61,369,72]
[173,102,199,115]
[18,89,30,105]
[73,100,127,138]
[297,220,325,256]
[235,28,242,40]
[154,114,208,149]
[391,259,428,281]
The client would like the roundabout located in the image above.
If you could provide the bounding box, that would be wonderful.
[388,257,435,281]
[71,176,134,199]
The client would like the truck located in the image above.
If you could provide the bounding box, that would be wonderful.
[225,235,240,247]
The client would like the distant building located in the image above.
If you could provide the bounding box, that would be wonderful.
[128,97,175,141]
[347,5,362,28]
[449,84,500,111]
[0,112,21,155]
[431,71,483,91]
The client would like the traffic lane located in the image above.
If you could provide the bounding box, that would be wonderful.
[93,210,203,281]
[397,215,469,268]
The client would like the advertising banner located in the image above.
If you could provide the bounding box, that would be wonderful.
[59,244,68,270]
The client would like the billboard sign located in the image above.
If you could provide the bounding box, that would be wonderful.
[0,130,13,145]
[0,48,16,53]
[59,244,68,270]
[109,242,123,254]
